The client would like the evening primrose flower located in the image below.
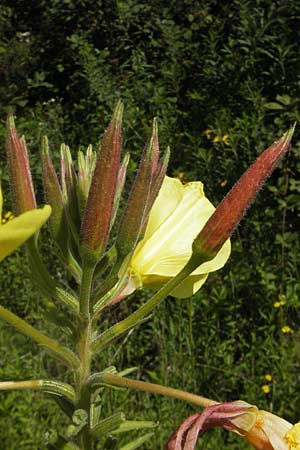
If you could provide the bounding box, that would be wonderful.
[0,185,51,262]
[166,400,299,450]
[126,176,231,298]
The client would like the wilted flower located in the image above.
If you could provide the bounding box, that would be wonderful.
[166,400,300,450]
[0,184,51,262]
[124,176,231,298]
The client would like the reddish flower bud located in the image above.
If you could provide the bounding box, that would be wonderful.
[80,101,123,258]
[192,126,295,261]
[6,114,36,214]
[116,119,169,260]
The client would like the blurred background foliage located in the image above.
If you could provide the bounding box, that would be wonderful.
[0,0,300,448]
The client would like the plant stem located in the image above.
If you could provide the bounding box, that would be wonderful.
[0,305,78,369]
[92,255,204,353]
[76,259,96,449]
[79,259,95,317]
[94,373,217,408]
[0,379,75,401]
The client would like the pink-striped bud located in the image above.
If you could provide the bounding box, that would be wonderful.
[6,114,36,214]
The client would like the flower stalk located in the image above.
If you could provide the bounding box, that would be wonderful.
[91,372,216,409]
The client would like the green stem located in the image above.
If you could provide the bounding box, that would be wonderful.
[0,379,75,402]
[79,259,95,317]
[76,259,96,449]
[92,373,217,408]
[0,305,78,369]
[92,255,203,353]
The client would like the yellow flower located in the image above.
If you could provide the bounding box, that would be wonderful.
[127,176,231,298]
[265,374,273,382]
[261,384,271,394]
[281,326,293,334]
[0,184,51,262]
[203,128,213,139]
[222,134,230,145]
[213,135,221,143]
[274,300,286,308]
[285,422,300,449]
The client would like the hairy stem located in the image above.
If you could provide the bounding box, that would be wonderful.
[92,373,217,408]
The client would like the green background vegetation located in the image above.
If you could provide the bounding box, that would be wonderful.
[0,0,300,448]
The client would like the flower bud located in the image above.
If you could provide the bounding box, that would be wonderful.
[80,101,123,259]
[192,126,295,262]
[41,136,65,242]
[77,145,96,215]
[116,118,164,259]
[6,114,36,214]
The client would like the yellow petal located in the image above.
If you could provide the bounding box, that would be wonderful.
[0,183,3,221]
[143,176,184,240]
[192,238,231,275]
[0,205,51,262]
[132,181,209,276]
[260,411,292,450]
[170,273,209,298]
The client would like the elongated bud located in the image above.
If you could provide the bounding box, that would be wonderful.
[41,136,65,241]
[6,114,36,214]
[110,152,130,228]
[77,145,97,215]
[142,145,170,227]
[60,143,80,239]
[116,118,162,258]
[80,101,123,259]
[193,126,295,261]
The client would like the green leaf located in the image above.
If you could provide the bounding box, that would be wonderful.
[119,433,154,450]
[112,420,158,434]
[276,94,291,106]
[264,102,284,110]
[72,409,88,426]
[91,412,125,438]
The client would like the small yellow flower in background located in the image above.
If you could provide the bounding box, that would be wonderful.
[220,179,228,187]
[265,374,273,382]
[274,300,286,308]
[285,422,300,449]
[222,134,230,145]
[126,176,231,298]
[213,135,221,143]
[0,184,51,262]
[281,325,293,334]
[261,384,271,394]
[203,128,213,139]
